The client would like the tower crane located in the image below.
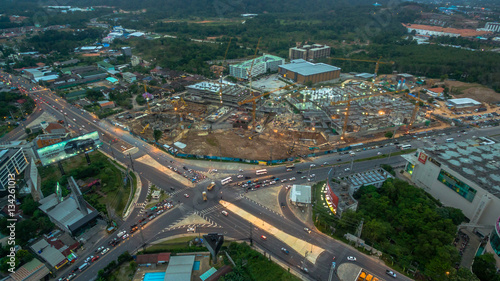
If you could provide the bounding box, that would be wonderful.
[328,57,394,78]
[238,82,298,131]
[246,37,261,94]
[405,92,436,133]
[217,38,232,104]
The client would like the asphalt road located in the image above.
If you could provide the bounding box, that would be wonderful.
[2,71,499,281]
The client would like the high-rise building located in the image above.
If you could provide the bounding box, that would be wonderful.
[289,44,331,61]
[0,148,29,192]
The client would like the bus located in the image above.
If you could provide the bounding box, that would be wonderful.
[400,144,412,150]
[446,138,454,143]
[256,169,268,175]
[285,164,295,169]
[221,177,232,186]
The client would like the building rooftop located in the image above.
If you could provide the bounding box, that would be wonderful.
[447,98,481,105]
[31,239,66,268]
[164,255,195,281]
[290,184,312,204]
[9,258,49,281]
[280,60,341,76]
[402,23,491,37]
[427,87,445,94]
[231,54,284,69]
[423,139,500,198]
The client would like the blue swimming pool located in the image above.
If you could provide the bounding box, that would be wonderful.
[144,272,165,281]
[193,261,200,270]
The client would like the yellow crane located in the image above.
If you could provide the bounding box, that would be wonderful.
[328,57,395,78]
[171,98,187,110]
[405,92,436,132]
[238,82,298,131]
[246,37,261,91]
[141,123,149,134]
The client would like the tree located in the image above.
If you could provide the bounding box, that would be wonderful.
[304,80,313,87]
[20,195,39,216]
[25,128,31,134]
[449,268,480,281]
[16,249,34,264]
[153,130,163,142]
[472,253,500,281]
[384,131,393,139]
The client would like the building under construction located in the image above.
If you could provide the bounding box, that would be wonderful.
[185,81,256,108]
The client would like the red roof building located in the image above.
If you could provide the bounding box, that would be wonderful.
[426,87,445,97]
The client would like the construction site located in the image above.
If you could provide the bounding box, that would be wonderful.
[107,71,449,161]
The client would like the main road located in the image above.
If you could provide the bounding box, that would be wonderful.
[3,71,498,281]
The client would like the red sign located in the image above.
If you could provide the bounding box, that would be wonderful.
[326,181,339,213]
[418,152,428,164]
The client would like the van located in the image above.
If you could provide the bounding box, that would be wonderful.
[446,138,454,143]
[79,263,89,272]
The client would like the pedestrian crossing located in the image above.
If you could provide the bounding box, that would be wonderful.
[200,205,223,215]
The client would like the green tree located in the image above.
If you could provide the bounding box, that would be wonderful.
[25,128,31,134]
[153,129,163,142]
[449,268,480,281]
[20,195,39,216]
[16,249,34,264]
[472,253,500,281]
[118,251,132,264]
[384,131,394,139]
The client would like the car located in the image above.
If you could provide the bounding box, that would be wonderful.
[301,176,307,179]
[289,177,296,181]
[304,227,311,233]
[221,210,228,216]
[91,256,99,262]
[281,202,285,208]
[101,248,109,255]
[261,235,267,240]
[239,169,244,172]
[310,164,316,167]
[66,274,76,280]
[281,248,289,255]
[280,179,287,183]
[122,234,129,240]
[345,168,350,172]
[385,270,397,278]
[85,256,93,263]
[187,227,195,232]
[245,176,251,179]
[95,246,104,253]
[255,184,261,188]
[93,120,96,123]
[309,174,315,178]
[337,158,341,161]
[237,174,244,178]
[184,194,190,198]
[377,152,382,155]
[347,256,356,261]
[296,171,302,174]
[286,168,293,171]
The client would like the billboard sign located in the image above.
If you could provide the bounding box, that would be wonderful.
[37,131,102,166]
[418,152,428,164]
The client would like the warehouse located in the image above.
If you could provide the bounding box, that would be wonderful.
[446,98,482,109]
[278,59,341,84]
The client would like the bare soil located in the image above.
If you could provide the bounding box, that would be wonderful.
[445,80,500,104]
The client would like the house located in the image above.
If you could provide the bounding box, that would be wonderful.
[426,87,445,97]
[98,100,115,109]
[106,77,119,84]
[122,72,137,83]
[97,61,115,72]
[43,123,68,134]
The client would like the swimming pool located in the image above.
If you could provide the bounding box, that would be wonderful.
[144,272,165,281]
[193,261,200,270]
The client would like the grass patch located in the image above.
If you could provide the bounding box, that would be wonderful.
[353,149,417,162]
[143,237,214,254]
[206,137,218,147]
[105,261,137,281]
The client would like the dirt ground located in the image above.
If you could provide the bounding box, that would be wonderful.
[182,129,325,160]
[445,80,500,104]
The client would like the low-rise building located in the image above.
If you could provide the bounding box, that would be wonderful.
[278,59,341,84]
[7,258,50,281]
[98,100,115,109]
[426,87,445,97]
[97,61,115,72]
[446,98,482,109]
[289,184,311,206]
[229,54,285,80]
[122,72,137,83]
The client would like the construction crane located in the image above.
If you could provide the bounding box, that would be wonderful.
[328,57,394,78]
[142,84,154,113]
[238,82,298,131]
[217,38,232,104]
[406,91,436,132]
[141,123,149,134]
[246,37,261,92]
[171,98,187,110]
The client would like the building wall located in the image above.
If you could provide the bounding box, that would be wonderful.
[485,22,500,33]
[294,69,340,84]
[404,151,500,226]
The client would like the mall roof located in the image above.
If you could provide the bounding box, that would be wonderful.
[423,138,500,197]
[280,60,341,77]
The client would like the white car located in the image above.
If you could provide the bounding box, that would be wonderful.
[310,164,316,167]
[385,270,397,278]
[101,248,109,255]
[187,227,195,232]
[345,168,350,171]
[221,210,228,216]
[347,256,356,261]
[289,177,296,181]
[377,152,382,155]
[309,174,315,178]
[237,174,244,178]
[239,169,244,172]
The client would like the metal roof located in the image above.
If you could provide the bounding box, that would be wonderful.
[447,98,481,105]
[164,255,195,281]
[279,60,340,76]
[290,184,311,204]
[425,139,500,197]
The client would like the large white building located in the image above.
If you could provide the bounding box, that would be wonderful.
[229,54,285,80]
[402,139,500,266]
[485,22,500,33]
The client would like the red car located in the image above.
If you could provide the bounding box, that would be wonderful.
[91,256,99,262]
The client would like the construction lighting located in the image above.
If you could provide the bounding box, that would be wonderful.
[378,110,385,115]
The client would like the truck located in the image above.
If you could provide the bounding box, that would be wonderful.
[202,191,207,201]
[207,182,215,191]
